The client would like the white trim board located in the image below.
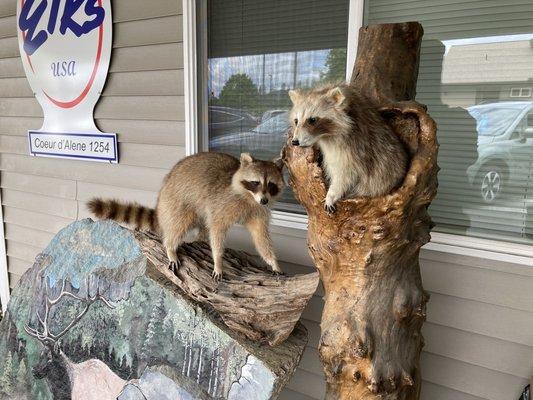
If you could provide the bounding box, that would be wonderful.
[0,188,9,313]
[183,0,199,155]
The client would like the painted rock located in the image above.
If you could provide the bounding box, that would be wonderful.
[0,219,307,400]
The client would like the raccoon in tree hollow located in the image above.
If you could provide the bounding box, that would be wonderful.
[88,152,285,280]
[289,83,408,214]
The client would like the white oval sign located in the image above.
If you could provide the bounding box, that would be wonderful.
[17,0,113,134]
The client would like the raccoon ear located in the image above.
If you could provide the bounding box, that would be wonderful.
[273,157,285,171]
[288,90,301,104]
[326,86,346,107]
[240,153,253,164]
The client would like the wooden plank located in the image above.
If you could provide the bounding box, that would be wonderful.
[7,256,29,276]
[2,189,78,219]
[113,0,181,23]
[0,36,18,58]
[423,322,533,379]
[96,119,185,146]
[103,70,184,96]
[0,77,33,98]
[421,381,487,400]
[76,181,157,205]
[6,240,41,263]
[0,57,25,79]
[0,15,14,38]
[109,43,183,72]
[1,171,77,199]
[422,258,533,312]
[427,292,533,347]
[114,15,182,48]
[0,97,42,117]
[286,369,326,400]
[3,206,74,234]
[0,116,42,135]
[421,352,526,400]
[5,223,55,249]
[94,96,185,120]
[0,153,169,192]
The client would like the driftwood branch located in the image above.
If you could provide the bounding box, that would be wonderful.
[134,231,319,346]
[283,22,438,399]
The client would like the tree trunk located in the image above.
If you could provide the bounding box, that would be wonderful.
[283,22,438,400]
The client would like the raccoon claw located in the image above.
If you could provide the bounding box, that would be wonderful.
[168,260,180,276]
[272,269,285,276]
[212,270,222,283]
[324,203,337,215]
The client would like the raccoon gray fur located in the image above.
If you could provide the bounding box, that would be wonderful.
[88,152,285,280]
[289,83,408,213]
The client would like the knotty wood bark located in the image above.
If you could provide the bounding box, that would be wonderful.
[283,22,438,399]
[134,230,319,346]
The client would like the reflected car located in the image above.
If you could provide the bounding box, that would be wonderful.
[209,111,289,160]
[466,101,533,203]
[208,106,258,138]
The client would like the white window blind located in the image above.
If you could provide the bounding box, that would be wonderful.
[205,0,349,209]
[367,0,533,245]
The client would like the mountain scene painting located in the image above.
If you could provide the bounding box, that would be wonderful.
[0,219,305,400]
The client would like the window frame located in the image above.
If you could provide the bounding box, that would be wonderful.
[182,0,533,264]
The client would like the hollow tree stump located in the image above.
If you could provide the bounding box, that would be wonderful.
[283,22,438,399]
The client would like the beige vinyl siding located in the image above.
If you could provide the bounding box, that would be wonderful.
[2,1,533,400]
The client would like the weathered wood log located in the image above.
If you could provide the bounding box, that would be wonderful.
[133,230,319,346]
[283,22,438,399]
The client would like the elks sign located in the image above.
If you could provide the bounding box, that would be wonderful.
[17,0,118,163]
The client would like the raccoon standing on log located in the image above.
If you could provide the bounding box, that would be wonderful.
[88,152,285,280]
[289,83,408,213]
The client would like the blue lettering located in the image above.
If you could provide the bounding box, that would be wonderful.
[18,0,48,56]
[51,60,76,77]
[18,0,105,55]
[60,0,104,37]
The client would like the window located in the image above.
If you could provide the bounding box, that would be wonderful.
[198,0,350,211]
[367,0,533,244]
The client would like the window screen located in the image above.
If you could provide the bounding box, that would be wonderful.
[367,0,533,245]
[205,0,349,209]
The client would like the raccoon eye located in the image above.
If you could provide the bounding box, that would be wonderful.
[294,118,298,125]
[250,181,260,187]
[307,117,317,125]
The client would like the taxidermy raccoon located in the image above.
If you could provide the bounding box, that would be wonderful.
[88,152,285,280]
[289,83,408,213]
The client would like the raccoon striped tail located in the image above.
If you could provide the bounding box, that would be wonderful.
[87,198,159,232]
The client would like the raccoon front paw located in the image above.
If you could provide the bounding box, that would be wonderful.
[324,203,337,215]
[168,260,181,276]
[271,268,285,276]
[212,269,223,283]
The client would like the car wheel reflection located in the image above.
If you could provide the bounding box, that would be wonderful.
[480,167,503,203]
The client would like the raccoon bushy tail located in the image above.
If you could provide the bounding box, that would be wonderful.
[87,198,159,232]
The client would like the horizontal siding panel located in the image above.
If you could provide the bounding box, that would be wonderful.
[104,70,183,96]
[110,43,183,72]
[421,352,526,400]
[76,181,158,205]
[0,0,14,17]
[0,76,33,98]
[299,347,323,376]
[1,171,77,199]
[423,323,533,379]
[7,256,29,276]
[113,0,181,23]
[119,143,184,169]
[0,57,24,79]
[0,15,14,38]
[279,388,315,400]
[0,153,168,191]
[421,381,487,400]
[95,96,184,120]
[5,223,55,249]
[0,37,18,58]
[428,292,533,347]
[97,119,185,146]
[286,369,325,400]
[301,318,320,349]
[114,15,182,48]
[3,207,74,234]
[0,116,41,135]
[9,273,20,289]
[2,189,78,219]
[0,97,42,117]
[6,240,41,263]
[422,259,533,312]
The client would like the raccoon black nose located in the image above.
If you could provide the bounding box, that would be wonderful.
[260,198,269,205]
[291,139,300,146]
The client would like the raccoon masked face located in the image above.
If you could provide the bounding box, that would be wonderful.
[238,153,285,206]
[288,86,350,147]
